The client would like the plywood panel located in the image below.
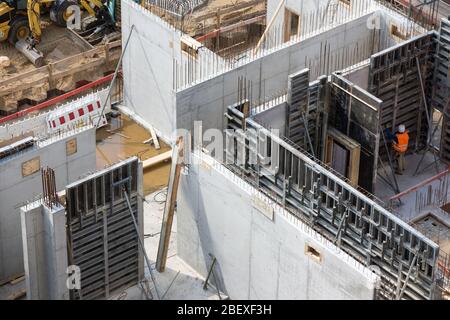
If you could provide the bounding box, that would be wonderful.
[22,157,40,177]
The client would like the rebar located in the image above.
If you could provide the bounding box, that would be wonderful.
[41,167,59,209]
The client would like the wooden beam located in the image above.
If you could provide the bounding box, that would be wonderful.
[156,137,184,272]
[7,289,26,300]
[142,151,172,169]
[254,0,285,54]
[0,273,25,286]
[149,125,161,150]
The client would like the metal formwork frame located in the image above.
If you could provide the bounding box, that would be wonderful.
[66,157,143,300]
[434,18,450,162]
[368,32,436,152]
[330,72,383,193]
[286,70,328,159]
[225,103,439,300]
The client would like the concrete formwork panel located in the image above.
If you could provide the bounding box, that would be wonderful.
[330,72,383,193]
[368,32,436,152]
[65,157,144,300]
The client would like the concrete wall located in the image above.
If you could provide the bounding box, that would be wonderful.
[251,103,287,135]
[0,127,96,281]
[177,153,379,300]
[21,201,69,300]
[176,13,376,137]
[122,0,181,141]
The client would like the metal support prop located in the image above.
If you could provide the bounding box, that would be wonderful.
[397,254,418,300]
[203,257,217,290]
[203,254,222,300]
[414,114,444,176]
[379,124,402,197]
[414,56,440,175]
[123,187,160,300]
[302,112,316,158]
[96,25,135,127]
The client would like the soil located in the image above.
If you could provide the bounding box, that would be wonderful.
[0,20,88,80]
[96,114,171,196]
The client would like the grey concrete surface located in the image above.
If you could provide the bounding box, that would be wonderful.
[251,103,287,135]
[0,127,96,282]
[177,152,380,300]
[376,152,448,221]
[20,202,68,300]
[122,0,181,141]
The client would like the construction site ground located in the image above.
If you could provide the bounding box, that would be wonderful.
[96,114,172,196]
[0,19,91,81]
[0,17,121,115]
[375,152,448,220]
[182,0,266,36]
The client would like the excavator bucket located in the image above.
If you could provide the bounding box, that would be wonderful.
[15,39,44,67]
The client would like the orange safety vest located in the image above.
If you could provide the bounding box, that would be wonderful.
[393,132,409,153]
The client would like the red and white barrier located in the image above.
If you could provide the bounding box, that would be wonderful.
[47,98,107,133]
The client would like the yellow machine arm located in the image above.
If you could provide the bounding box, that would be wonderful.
[27,0,41,41]
[27,0,54,42]
[79,0,105,17]
[26,0,107,43]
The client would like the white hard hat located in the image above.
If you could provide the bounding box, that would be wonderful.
[398,125,406,133]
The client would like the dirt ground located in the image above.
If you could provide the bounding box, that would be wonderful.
[0,17,94,81]
[0,21,86,79]
[96,114,172,196]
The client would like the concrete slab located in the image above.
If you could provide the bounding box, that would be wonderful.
[375,152,448,221]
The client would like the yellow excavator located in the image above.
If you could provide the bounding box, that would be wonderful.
[0,0,116,65]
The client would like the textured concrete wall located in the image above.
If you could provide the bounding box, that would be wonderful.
[251,103,287,135]
[122,0,181,141]
[0,127,96,281]
[20,203,47,298]
[21,202,69,300]
[176,13,375,136]
[177,153,379,300]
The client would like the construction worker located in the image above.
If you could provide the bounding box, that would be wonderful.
[389,124,409,175]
